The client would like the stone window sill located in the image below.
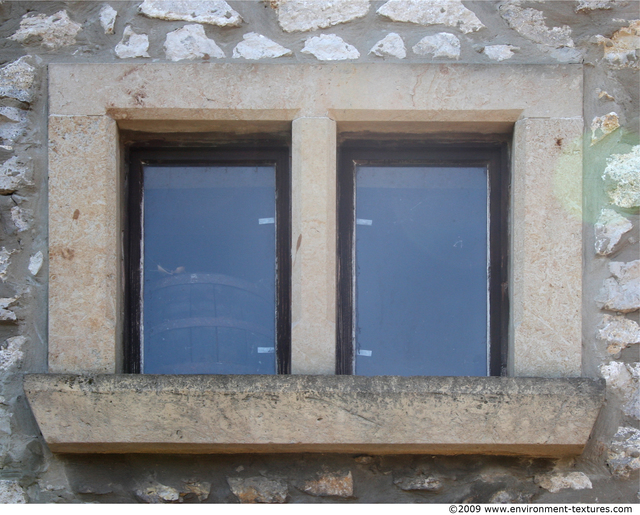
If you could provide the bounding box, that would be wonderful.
[24,374,603,457]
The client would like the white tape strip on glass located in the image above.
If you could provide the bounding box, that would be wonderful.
[356,219,372,226]
[357,349,372,357]
[259,218,275,225]
[257,347,275,354]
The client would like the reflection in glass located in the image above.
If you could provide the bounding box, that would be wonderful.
[355,166,488,376]
[142,166,276,374]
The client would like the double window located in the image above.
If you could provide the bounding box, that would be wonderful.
[126,141,507,376]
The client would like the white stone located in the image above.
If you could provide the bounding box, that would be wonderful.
[115,26,150,59]
[10,206,31,232]
[608,426,640,478]
[233,33,291,60]
[99,4,117,35]
[0,56,36,104]
[274,0,369,33]
[499,5,574,48]
[598,315,640,354]
[596,20,640,69]
[483,44,518,61]
[576,0,614,12]
[594,208,633,255]
[301,34,359,61]
[302,471,353,498]
[0,335,25,371]
[28,251,43,276]
[139,0,242,27]
[164,24,224,61]
[0,247,13,281]
[0,297,17,321]
[0,480,27,504]
[0,157,31,194]
[590,112,620,145]
[600,361,640,419]
[369,33,406,59]
[9,10,82,50]
[597,260,640,313]
[534,472,592,493]
[378,0,483,34]
[603,145,640,209]
[413,33,460,59]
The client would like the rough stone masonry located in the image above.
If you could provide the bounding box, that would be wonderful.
[0,0,638,504]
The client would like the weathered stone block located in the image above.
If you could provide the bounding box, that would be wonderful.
[369,33,406,59]
[413,33,460,59]
[139,0,242,27]
[9,10,81,50]
[164,24,224,61]
[232,33,291,60]
[115,26,150,59]
[273,0,369,33]
[597,260,640,313]
[534,472,592,493]
[227,477,288,503]
[603,146,640,209]
[594,209,633,256]
[301,34,359,61]
[377,0,484,34]
[0,56,37,104]
[24,375,605,456]
[607,426,640,478]
[301,471,353,498]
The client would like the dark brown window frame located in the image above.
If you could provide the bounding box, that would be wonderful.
[125,146,291,374]
[336,141,510,376]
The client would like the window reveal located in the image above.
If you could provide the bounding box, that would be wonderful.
[337,143,508,376]
[125,147,291,375]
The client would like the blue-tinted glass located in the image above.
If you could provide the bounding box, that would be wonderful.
[355,166,488,376]
[142,166,276,374]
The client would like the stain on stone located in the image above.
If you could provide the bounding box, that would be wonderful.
[72,209,80,220]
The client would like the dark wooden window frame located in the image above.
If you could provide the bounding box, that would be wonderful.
[336,141,509,376]
[125,146,291,374]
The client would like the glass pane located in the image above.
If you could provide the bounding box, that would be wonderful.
[142,165,276,374]
[355,165,488,376]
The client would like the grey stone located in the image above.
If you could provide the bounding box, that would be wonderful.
[139,0,242,27]
[575,0,614,12]
[369,33,406,59]
[0,297,17,321]
[164,24,225,61]
[0,107,28,124]
[499,5,574,48]
[115,26,150,59]
[0,480,27,504]
[302,471,353,497]
[597,260,640,313]
[232,33,292,60]
[608,426,640,478]
[0,57,36,104]
[227,477,288,503]
[598,315,640,354]
[534,472,592,493]
[603,145,640,209]
[590,112,620,145]
[28,251,43,276]
[183,481,211,502]
[9,10,82,50]
[301,34,359,61]
[483,44,518,61]
[413,33,460,59]
[594,209,633,255]
[600,361,639,419]
[377,0,484,34]
[136,481,181,503]
[394,475,442,491]
[596,21,640,69]
[0,336,25,371]
[273,0,369,33]
[99,4,117,35]
[0,157,31,194]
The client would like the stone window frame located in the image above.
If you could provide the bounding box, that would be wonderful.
[46,63,584,378]
[26,63,604,456]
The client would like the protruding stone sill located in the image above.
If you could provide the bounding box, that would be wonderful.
[24,374,604,457]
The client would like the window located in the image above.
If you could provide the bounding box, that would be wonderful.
[337,142,508,376]
[125,147,291,375]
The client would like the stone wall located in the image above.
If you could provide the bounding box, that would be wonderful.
[0,0,638,503]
